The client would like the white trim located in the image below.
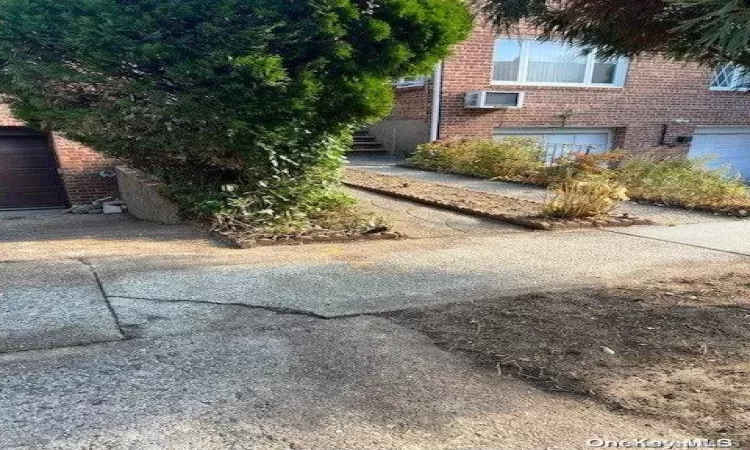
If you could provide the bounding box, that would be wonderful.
[395,83,425,89]
[709,86,750,92]
[394,76,427,88]
[613,58,630,86]
[491,81,624,89]
[429,62,443,142]
[491,38,629,88]
[520,39,529,83]
[583,52,596,84]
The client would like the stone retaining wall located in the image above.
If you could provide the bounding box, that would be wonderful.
[115,166,180,224]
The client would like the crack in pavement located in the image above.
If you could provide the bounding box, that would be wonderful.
[76,258,127,340]
[0,295,336,357]
[109,295,334,320]
[601,228,750,258]
[0,296,336,358]
[0,258,377,357]
[72,258,339,336]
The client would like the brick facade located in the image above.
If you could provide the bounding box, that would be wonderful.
[389,85,432,121]
[384,21,750,156]
[0,103,119,205]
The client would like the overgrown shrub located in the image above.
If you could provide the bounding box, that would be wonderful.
[409,137,546,181]
[408,138,478,173]
[411,137,750,216]
[172,135,355,231]
[616,154,750,210]
[0,0,473,229]
[543,179,629,218]
[542,152,628,218]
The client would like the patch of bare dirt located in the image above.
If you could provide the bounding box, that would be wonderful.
[383,272,750,443]
[344,168,653,230]
[344,168,540,216]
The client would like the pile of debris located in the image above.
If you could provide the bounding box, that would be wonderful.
[63,197,128,215]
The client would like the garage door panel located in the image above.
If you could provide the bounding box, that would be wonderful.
[690,129,750,180]
[495,128,612,155]
[0,137,51,150]
[0,143,51,152]
[0,171,61,189]
[1,153,61,170]
[0,133,66,209]
[0,190,66,209]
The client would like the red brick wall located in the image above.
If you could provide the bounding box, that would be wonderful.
[51,137,119,205]
[0,103,119,205]
[391,85,432,121]
[393,21,750,154]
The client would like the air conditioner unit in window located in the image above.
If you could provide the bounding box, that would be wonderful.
[465,91,524,109]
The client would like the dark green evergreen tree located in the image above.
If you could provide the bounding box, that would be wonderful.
[473,0,750,67]
[0,0,472,221]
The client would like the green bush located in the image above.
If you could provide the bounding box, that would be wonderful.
[616,154,750,209]
[409,137,546,181]
[408,138,476,172]
[0,0,473,228]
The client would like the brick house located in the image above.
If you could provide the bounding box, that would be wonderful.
[368,22,750,178]
[0,104,118,210]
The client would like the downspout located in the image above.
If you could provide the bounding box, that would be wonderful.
[429,61,444,142]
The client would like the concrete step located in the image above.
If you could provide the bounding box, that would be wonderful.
[350,130,385,154]
[347,148,388,155]
[352,141,384,149]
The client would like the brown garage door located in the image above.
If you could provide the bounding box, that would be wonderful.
[0,130,66,209]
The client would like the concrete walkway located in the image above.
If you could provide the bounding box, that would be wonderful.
[354,164,741,226]
[609,221,750,256]
[2,201,748,448]
[2,203,748,343]
[1,316,688,450]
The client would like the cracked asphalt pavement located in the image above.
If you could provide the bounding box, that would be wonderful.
[1,204,747,448]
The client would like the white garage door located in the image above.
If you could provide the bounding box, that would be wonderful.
[690,127,750,180]
[494,128,612,160]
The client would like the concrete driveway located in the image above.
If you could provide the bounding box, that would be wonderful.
[607,221,750,256]
[1,202,748,448]
[0,208,220,261]
[1,315,691,450]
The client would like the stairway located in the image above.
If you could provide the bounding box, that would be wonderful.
[350,130,388,155]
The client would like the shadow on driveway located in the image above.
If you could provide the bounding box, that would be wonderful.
[0,209,226,261]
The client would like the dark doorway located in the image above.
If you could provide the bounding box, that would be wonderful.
[0,128,66,209]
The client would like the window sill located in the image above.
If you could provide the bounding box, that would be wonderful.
[490,81,624,89]
[709,87,750,92]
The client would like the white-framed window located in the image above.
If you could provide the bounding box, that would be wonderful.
[492,38,629,87]
[394,76,428,88]
[710,64,750,91]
